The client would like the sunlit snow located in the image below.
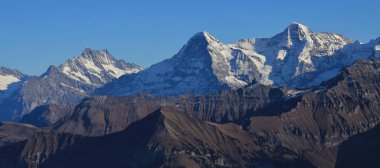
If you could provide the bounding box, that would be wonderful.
[0,74,20,90]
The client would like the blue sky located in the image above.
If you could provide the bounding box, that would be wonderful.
[0,0,379,75]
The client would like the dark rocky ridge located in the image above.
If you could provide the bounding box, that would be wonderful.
[0,122,38,147]
[245,58,380,167]
[52,85,304,137]
[53,94,164,136]
[20,104,73,127]
[0,108,314,168]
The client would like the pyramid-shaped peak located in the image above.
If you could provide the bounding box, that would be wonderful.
[189,31,220,44]
[81,48,110,58]
[45,65,60,73]
[286,22,313,34]
[41,65,61,77]
[192,31,212,37]
[174,31,224,60]
[76,48,117,65]
[271,22,314,43]
[290,22,308,27]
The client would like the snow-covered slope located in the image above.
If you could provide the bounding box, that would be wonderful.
[99,23,380,96]
[232,22,354,86]
[0,67,28,99]
[98,32,267,96]
[0,75,20,91]
[59,48,143,86]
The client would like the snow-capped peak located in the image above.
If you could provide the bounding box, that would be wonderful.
[98,31,272,96]
[274,22,314,48]
[191,31,218,40]
[182,31,220,49]
[98,22,377,96]
[242,22,353,86]
[289,22,312,34]
[80,48,115,65]
[58,48,143,86]
[198,31,220,43]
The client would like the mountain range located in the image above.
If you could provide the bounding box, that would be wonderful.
[99,22,379,96]
[1,22,380,168]
[2,57,380,167]
[0,48,142,121]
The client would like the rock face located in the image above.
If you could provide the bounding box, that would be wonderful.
[53,94,163,136]
[20,104,73,127]
[98,23,379,96]
[0,132,82,168]
[0,122,38,147]
[54,85,295,137]
[243,58,380,167]
[0,48,142,121]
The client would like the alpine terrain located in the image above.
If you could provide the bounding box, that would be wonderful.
[99,23,380,96]
[0,48,142,121]
[1,22,380,168]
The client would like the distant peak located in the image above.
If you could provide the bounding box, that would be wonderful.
[286,22,312,34]
[193,31,210,37]
[271,22,314,45]
[83,47,92,53]
[41,65,60,77]
[77,48,115,64]
[187,31,220,45]
[81,48,109,56]
[46,65,59,72]
[198,31,219,40]
[290,22,306,26]
[81,47,94,56]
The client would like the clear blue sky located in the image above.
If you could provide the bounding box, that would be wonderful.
[0,0,379,75]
